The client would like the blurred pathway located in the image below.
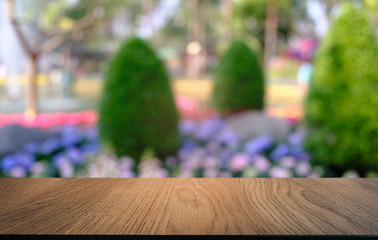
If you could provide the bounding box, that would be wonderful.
[0,78,303,120]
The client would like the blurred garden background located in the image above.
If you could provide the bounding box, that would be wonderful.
[0,0,377,178]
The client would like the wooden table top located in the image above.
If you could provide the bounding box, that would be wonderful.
[0,178,377,235]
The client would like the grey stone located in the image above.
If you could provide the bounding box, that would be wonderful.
[0,124,57,158]
[225,110,290,141]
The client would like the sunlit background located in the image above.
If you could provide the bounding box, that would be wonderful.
[0,0,377,178]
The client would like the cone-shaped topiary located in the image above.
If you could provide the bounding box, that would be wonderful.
[304,5,378,176]
[98,37,179,161]
[212,40,265,115]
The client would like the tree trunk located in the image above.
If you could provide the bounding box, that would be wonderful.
[218,0,233,54]
[221,0,233,38]
[324,0,336,24]
[142,0,155,34]
[186,0,204,79]
[24,55,38,119]
[263,0,278,71]
[199,0,207,77]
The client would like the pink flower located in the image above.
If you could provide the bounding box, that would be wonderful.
[10,166,26,178]
[253,155,271,173]
[202,157,219,169]
[0,111,98,128]
[280,156,296,168]
[295,162,311,176]
[186,156,202,170]
[307,173,320,178]
[120,157,134,170]
[30,162,46,176]
[175,96,200,119]
[120,170,136,178]
[204,168,219,178]
[269,166,292,178]
[229,154,250,172]
[59,161,73,178]
[155,169,169,178]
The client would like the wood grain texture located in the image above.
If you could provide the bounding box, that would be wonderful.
[0,178,377,235]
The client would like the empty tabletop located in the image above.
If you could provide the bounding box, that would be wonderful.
[0,178,377,235]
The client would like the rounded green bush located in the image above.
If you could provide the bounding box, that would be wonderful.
[212,40,265,115]
[98,37,179,161]
[304,5,378,176]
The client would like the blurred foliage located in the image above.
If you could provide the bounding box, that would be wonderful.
[304,4,378,176]
[363,0,378,32]
[64,0,139,22]
[11,0,126,54]
[64,0,141,51]
[152,0,222,54]
[154,0,305,58]
[151,5,188,51]
[233,0,295,53]
[98,37,179,161]
[212,40,265,115]
[14,0,69,27]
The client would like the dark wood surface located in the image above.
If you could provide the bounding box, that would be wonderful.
[0,178,377,235]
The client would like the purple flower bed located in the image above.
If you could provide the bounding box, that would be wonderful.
[0,116,363,178]
[0,125,100,178]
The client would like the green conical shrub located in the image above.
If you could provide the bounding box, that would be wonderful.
[304,5,378,176]
[212,40,265,115]
[98,37,179,161]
